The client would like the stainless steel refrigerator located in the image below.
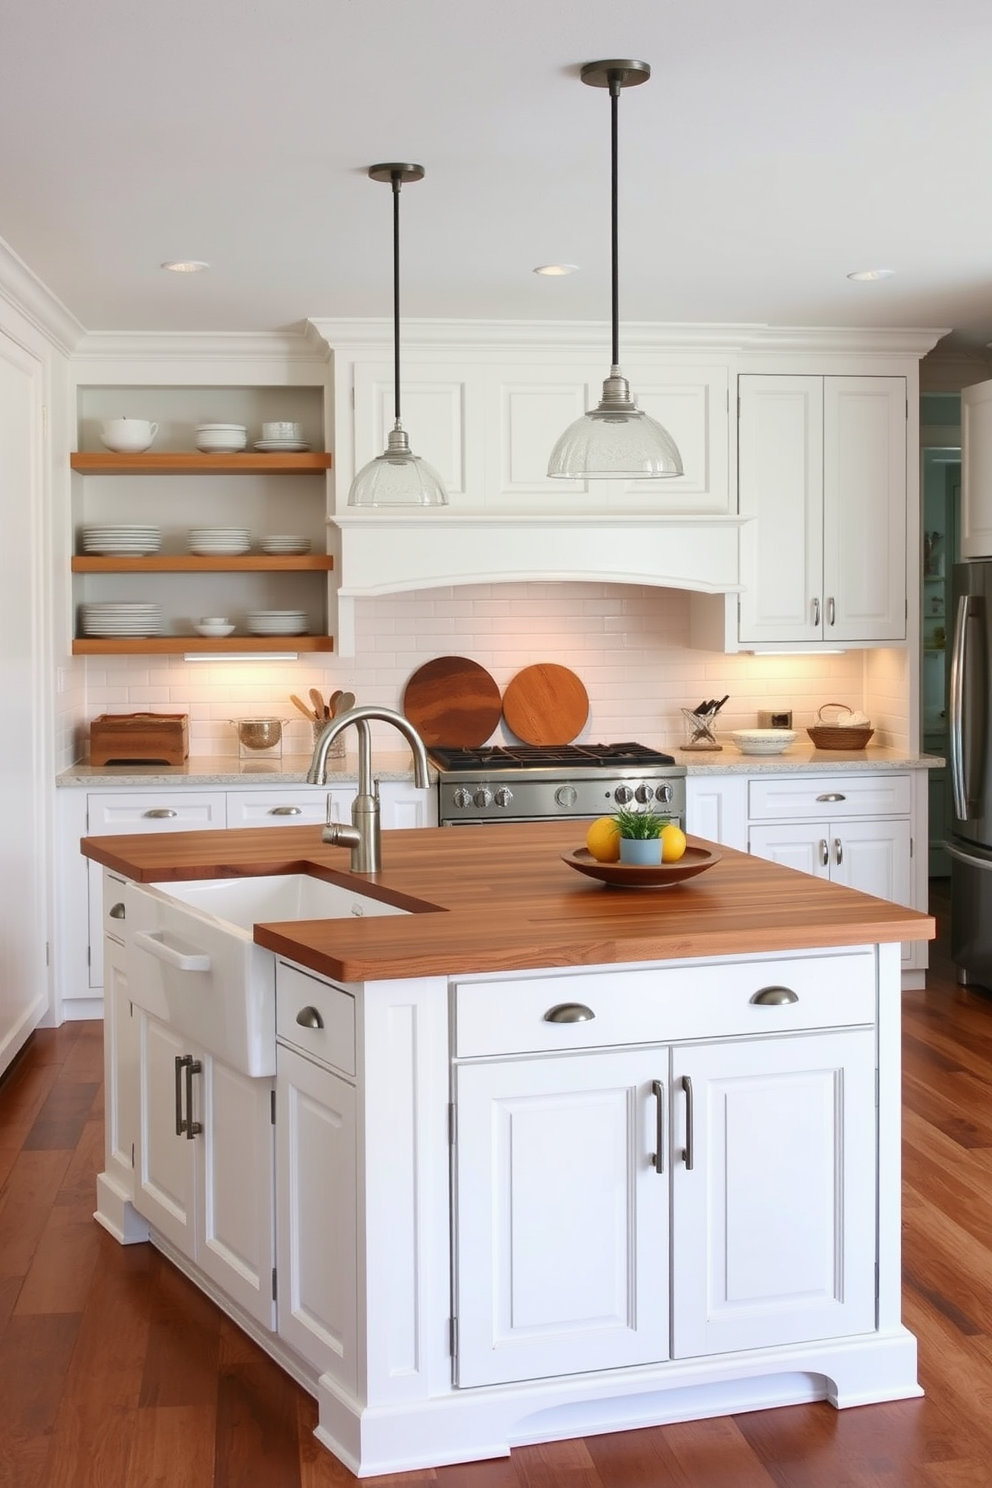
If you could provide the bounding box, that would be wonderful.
[948,559,992,986]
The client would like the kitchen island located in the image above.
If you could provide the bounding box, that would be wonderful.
[82,820,933,1478]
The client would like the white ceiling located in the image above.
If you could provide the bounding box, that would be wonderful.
[2,0,990,352]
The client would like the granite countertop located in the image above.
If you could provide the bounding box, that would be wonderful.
[678,744,945,775]
[57,751,433,788]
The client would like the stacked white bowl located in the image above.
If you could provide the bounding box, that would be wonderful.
[246,609,309,636]
[187,527,251,555]
[195,423,247,453]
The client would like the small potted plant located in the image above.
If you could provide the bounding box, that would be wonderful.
[613,805,668,865]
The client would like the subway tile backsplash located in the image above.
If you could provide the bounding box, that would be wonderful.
[73,583,906,759]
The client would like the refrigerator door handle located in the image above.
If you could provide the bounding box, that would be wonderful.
[950,592,983,822]
[946,842,992,874]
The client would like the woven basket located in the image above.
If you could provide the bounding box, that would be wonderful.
[807,703,874,751]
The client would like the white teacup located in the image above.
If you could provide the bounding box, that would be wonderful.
[100,418,158,452]
[262,421,302,441]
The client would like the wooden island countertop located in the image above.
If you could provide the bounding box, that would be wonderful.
[81,820,935,984]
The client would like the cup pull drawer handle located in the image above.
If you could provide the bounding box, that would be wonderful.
[750,985,799,1005]
[815,793,846,802]
[295,1005,324,1030]
[133,930,211,973]
[109,902,126,920]
[544,1003,596,1023]
[269,805,303,815]
[143,808,178,819]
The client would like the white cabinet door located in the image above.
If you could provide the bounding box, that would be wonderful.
[749,817,912,905]
[823,376,907,642]
[672,1028,877,1357]
[685,774,748,849]
[738,375,823,644]
[276,1043,358,1388]
[738,374,906,646]
[378,781,437,829]
[135,1009,276,1328]
[961,378,992,558]
[103,934,138,1188]
[748,821,832,879]
[453,1049,669,1388]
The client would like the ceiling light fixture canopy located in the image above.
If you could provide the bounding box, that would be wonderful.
[548,60,683,482]
[348,163,448,508]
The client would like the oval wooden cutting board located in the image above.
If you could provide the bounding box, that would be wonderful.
[501,663,589,746]
[402,656,503,748]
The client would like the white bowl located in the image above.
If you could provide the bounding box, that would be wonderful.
[731,728,798,755]
[194,622,236,637]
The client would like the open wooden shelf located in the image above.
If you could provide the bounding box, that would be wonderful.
[72,555,334,573]
[72,635,335,655]
[70,452,332,474]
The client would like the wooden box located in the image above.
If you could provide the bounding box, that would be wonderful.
[89,712,189,766]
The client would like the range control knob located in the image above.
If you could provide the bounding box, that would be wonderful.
[613,784,634,805]
[473,787,493,809]
[655,783,674,805]
[494,786,514,808]
[452,787,472,809]
[555,784,578,808]
[634,783,655,804]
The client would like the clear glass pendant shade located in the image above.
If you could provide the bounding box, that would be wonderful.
[547,369,683,479]
[348,425,448,507]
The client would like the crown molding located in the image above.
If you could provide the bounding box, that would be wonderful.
[309,316,948,360]
[0,234,85,354]
[71,328,327,364]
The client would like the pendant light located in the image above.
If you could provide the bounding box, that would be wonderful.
[547,61,683,481]
[348,163,448,507]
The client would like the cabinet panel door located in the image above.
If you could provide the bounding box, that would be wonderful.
[748,822,831,879]
[276,1045,358,1389]
[962,378,992,558]
[823,377,906,641]
[621,365,730,509]
[353,362,484,501]
[829,817,913,909]
[135,1012,195,1257]
[103,936,138,1186]
[738,375,823,643]
[685,774,748,849]
[199,1056,275,1330]
[672,1028,877,1357]
[489,368,591,499]
[454,1050,669,1388]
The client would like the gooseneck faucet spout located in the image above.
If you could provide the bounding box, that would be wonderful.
[307,704,431,873]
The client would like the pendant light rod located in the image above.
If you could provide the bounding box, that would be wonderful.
[367,162,425,429]
[579,60,651,374]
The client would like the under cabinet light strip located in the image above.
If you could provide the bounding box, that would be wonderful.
[183,652,299,662]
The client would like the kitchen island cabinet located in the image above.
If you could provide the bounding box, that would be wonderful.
[81,820,932,1479]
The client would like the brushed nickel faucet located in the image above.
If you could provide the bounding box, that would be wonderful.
[307,704,431,873]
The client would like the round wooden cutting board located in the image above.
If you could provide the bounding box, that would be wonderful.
[402,656,503,748]
[501,663,589,746]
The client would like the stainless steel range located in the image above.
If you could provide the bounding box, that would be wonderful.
[432,742,686,826]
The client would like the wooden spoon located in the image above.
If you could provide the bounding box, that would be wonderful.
[290,693,315,722]
[336,691,356,715]
[309,687,325,720]
[329,688,344,716]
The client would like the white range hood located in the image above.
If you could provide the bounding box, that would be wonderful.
[330,510,745,656]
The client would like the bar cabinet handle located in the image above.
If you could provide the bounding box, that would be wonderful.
[650,1079,665,1174]
[295,1005,324,1030]
[544,1003,596,1023]
[819,838,829,867]
[834,836,843,866]
[184,1058,203,1140]
[750,985,799,1005]
[681,1075,694,1171]
[827,596,836,626]
[174,1054,187,1136]
[812,597,820,628]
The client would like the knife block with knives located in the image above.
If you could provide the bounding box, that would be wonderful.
[680,695,729,751]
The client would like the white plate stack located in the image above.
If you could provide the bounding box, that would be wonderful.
[81,602,164,637]
[187,527,251,555]
[254,439,311,452]
[260,535,311,555]
[246,609,309,636]
[82,524,161,556]
[195,423,247,453]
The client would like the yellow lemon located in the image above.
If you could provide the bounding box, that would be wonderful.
[585,815,621,862]
[660,824,687,863]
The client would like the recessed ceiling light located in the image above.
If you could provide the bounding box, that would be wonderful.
[161,260,210,273]
[847,268,894,282]
[533,263,579,276]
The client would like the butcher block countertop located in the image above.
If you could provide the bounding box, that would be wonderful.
[81,820,935,984]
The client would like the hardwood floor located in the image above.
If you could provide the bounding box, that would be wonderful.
[3,889,992,1486]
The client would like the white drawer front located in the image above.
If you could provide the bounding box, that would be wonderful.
[276,962,356,1077]
[453,951,876,1058]
[87,791,227,833]
[226,789,336,829]
[748,773,911,821]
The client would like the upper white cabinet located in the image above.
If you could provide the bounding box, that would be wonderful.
[349,353,731,513]
[962,377,992,558]
[738,375,907,647]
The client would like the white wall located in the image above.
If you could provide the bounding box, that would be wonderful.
[79,580,885,758]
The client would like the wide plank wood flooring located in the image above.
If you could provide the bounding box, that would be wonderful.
[3,884,992,1486]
